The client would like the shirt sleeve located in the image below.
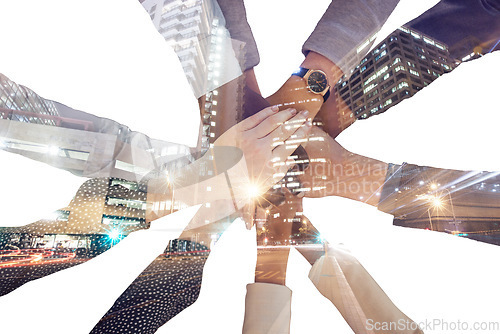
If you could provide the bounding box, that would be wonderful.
[216,0,260,71]
[377,163,500,231]
[303,0,400,75]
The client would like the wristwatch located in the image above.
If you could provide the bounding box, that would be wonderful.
[292,67,331,102]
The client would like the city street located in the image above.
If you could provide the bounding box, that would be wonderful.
[0,251,88,296]
[255,244,325,283]
[91,253,209,333]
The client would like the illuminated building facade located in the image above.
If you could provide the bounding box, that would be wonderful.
[0,73,59,126]
[0,177,148,255]
[0,72,192,182]
[0,73,195,253]
[334,26,456,130]
[142,0,216,96]
[140,0,241,97]
[140,0,245,152]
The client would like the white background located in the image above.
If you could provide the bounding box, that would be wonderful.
[0,0,499,333]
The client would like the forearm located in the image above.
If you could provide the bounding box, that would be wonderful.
[334,153,388,207]
[302,151,388,207]
[146,147,250,223]
[376,163,500,219]
[216,0,260,71]
[303,0,400,75]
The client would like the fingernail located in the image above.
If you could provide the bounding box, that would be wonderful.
[301,110,309,117]
[271,105,279,112]
[290,108,297,115]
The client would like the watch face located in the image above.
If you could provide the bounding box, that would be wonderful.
[307,71,328,93]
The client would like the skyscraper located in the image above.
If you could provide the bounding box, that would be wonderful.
[334,26,456,131]
[140,0,245,154]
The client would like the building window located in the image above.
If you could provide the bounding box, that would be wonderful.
[102,215,145,226]
[367,89,378,99]
[423,37,435,45]
[417,53,426,60]
[363,83,377,94]
[394,65,406,72]
[352,84,363,94]
[396,72,407,81]
[423,74,432,81]
[435,43,446,50]
[352,91,364,101]
[374,50,387,61]
[110,179,140,192]
[410,31,421,39]
[397,81,409,89]
[398,26,410,34]
[399,90,410,98]
[107,197,147,210]
[441,63,451,71]
[382,98,393,107]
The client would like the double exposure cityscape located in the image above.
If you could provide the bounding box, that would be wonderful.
[1,0,499,333]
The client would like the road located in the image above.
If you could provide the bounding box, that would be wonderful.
[0,253,88,296]
[91,253,209,334]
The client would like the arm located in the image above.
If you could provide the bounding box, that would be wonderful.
[300,126,388,207]
[303,0,401,76]
[300,127,500,237]
[147,106,312,223]
[267,1,402,137]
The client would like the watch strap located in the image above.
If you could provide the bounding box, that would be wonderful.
[292,67,309,78]
[323,89,330,102]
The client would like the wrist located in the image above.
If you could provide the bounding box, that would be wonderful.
[301,51,343,85]
[266,76,323,118]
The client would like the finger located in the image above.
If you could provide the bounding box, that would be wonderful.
[266,109,309,145]
[247,107,298,138]
[266,120,312,190]
[240,105,279,131]
[271,119,312,162]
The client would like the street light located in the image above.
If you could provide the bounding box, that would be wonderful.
[427,195,442,231]
[246,184,261,199]
[425,185,459,233]
[442,188,459,232]
[432,197,443,208]
[107,227,123,247]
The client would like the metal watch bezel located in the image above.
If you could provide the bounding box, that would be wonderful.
[303,69,330,96]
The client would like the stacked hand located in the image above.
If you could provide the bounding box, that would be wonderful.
[214,105,312,195]
[299,126,388,206]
